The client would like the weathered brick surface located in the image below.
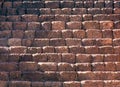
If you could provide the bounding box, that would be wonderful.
[0,0,120,87]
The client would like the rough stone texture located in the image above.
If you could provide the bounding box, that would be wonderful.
[0,0,120,87]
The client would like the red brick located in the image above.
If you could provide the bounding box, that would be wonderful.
[113,38,120,46]
[113,29,120,38]
[84,1,94,8]
[105,72,118,80]
[0,62,17,71]
[61,1,74,8]
[50,38,65,46]
[55,15,69,21]
[43,46,54,53]
[48,30,62,38]
[7,15,21,22]
[73,30,85,38]
[69,15,82,21]
[13,22,27,30]
[28,47,42,53]
[85,46,99,54]
[104,62,116,71]
[72,8,87,15]
[100,21,114,29]
[12,30,24,38]
[114,8,120,14]
[44,71,59,81]
[116,62,120,71]
[8,38,22,46]
[75,63,91,71]
[0,30,11,38]
[19,62,38,71]
[38,62,57,71]
[96,38,112,46]
[9,81,31,87]
[24,30,35,38]
[45,1,60,8]
[39,15,54,22]
[88,8,101,14]
[115,21,120,29]
[62,30,73,38]
[8,54,20,62]
[0,54,8,62]
[0,72,8,80]
[32,82,44,87]
[114,1,120,8]
[55,46,68,53]
[62,53,75,63]
[101,8,113,14]
[82,14,92,21]
[75,1,83,8]
[82,38,96,46]
[7,8,17,15]
[0,81,8,87]
[104,54,120,62]
[66,38,81,46]
[102,29,113,38]
[104,80,120,87]
[22,71,44,81]
[28,22,40,30]
[19,54,33,62]
[13,1,22,8]
[41,21,52,30]
[35,31,48,38]
[91,54,104,62]
[92,62,105,71]
[58,63,75,71]
[59,71,77,81]
[61,8,71,15]
[76,54,91,63]
[0,22,12,30]
[81,80,104,87]
[32,54,47,62]
[51,9,62,14]
[83,21,100,29]
[105,1,113,7]
[9,71,21,80]
[114,46,120,55]
[22,39,33,47]
[86,29,102,38]
[93,14,108,21]
[52,21,65,30]
[94,1,105,8]
[63,81,81,87]
[0,47,9,54]
[66,21,82,29]
[40,8,51,15]
[10,46,27,54]
[99,46,114,54]
[0,38,8,46]
[21,14,38,22]
[0,16,6,22]
[33,39,49,47]
[47,53,61,62]
[69,46,85,54]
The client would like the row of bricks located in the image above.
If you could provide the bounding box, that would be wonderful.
[0,1,119,9]
[1,14,120,22]
[1,80,120,87]
[1,70,120,81]
[0,29,120,38]
[1,46,120,54]
[1,7,120,16]
[0,62,120,72]
[1,37,120,46]
[0,21,120,30]
[0,53,119,63]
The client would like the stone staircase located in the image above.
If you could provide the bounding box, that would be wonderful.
[0,0,120,87]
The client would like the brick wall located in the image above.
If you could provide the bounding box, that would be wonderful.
[0,0,120,87]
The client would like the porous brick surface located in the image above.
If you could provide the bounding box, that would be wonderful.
[0,0,120,87]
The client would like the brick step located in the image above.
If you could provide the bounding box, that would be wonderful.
[1,14,120,22]
[0,1,116,9]
[1,80,120,87]
[1,53,120,63]
[0,45,119,54]
[2,71,120,81]
[0,7,120,16]
[1,21,120,30]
